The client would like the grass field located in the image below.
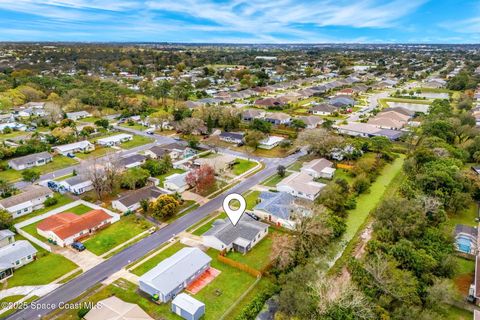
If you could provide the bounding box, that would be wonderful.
[83,215,153,255]
[120,135,154,149]
[131,242,186,276]
[444,305,472,320]
[287,161,303,171]
[78,117,101,123]
[245,190,261,210]
[192,212,227,236]
[232,159,257,175]
[14,194,74,224]
[0,156,78,183]
[261,172,291,187]
[344,155,405,240]
[6,235,78,288]
[447,203,478,228]
[0,131,29,141]
[75,147,114,160]
[66,204,93,215]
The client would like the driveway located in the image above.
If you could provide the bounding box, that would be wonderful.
[54,247,104,271]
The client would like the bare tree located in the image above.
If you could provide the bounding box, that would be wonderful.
[44,101,64,124]
[84,155,121,200]
[270,233,295,270]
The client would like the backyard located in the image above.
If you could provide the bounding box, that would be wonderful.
[13,194,74,224]
[83,214,153,255]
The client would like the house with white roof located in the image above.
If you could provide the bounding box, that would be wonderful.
[0,185,53,218]
[60,175,93,195]
[139,247,212,302]
[258,136,284,149]
[301,158,336,179]
[8,151,53,170]
[171,293,205,320]
[277,172,326,201]
[66,111,91,121]
[164,172,189,192]
[96,133,133,146]
[53,140,94,156]
[0,232,37,281]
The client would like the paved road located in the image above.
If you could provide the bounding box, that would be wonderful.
[7,149,304,320]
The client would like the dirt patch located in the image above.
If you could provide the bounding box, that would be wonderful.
[454,273,474,295]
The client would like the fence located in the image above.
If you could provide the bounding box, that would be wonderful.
[337,163,354,170]
[16,228,52,252]
[217,254,262,278]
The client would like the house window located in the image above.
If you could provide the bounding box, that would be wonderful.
[24,208,28,212]
[15,260,20,265]
[27,255,31,259]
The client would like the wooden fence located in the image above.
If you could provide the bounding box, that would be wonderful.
[217,254,262,277]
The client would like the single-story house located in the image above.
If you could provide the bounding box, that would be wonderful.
[162,143,197,160]
[112,185,165,213]
[66,111,91,121]
[37,209,116,246]
[139,247,212,302]
[171,293,205,320]
[335,122,381,137]
[253,191,308,230]
[8,151,53,170]
[53,141,95,156]
[193,154,237,174]
[297,116,323,129]
[258,136,284,149]
[301,158,336,179]
[203,216,269,253]
[118,154,147,169]
[144,145,169,159]
[0,229,15,248]
[264,112,291,125]
[85,296,153,320]
[0,185,53,218]
[60,175,93,195]
[0,113,15,123]
[219,132,245,145]
[0,238,37,281]
[96,133,133,146]
[164,172,189,192]
[277,172,326,201]
[454,224,478,255]
[371,129,405,141]
[242,109,265,121]
[367,117,405,130]
[329,96,356,108]
[0,122,27,132]
[309,103,337,116]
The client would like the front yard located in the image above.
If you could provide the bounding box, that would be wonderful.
[75,147,114,160]
[83,214,153,255]
[119,135,154,149]
[0,156,78,182]
[261,172,291,187]
[131,242,186,276]
[232,158,257,175]
[5,235,78,288]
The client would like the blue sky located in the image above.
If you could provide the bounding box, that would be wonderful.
[0,0,479,43]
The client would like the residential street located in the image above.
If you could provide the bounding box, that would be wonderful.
[7,149,304,320]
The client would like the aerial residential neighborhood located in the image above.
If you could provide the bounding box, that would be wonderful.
[0,2,479,320]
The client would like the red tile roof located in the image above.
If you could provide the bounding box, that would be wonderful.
[37,209,111,240]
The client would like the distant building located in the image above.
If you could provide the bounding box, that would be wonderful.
[301,158,336,180]
[277,172,326,201]
[264,112,291,125]
[309,103,337,116]
[66,111,91,121]
[218,132,245,145]
[60,175,93,195]
[112,185,165,213]
[258,136,284,149]
[96,133,133,146]
[139,247,211,302]
[53,141,94,156]
[164,172,189,193]
[8,151,53,170]
[118,154,147,169]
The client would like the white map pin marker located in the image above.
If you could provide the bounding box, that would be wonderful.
[223,193,246,226]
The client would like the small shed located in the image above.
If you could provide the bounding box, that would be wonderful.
[171,293,205,320]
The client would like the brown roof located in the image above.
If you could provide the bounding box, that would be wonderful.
[115,185,164,208]
[37,209,111,240]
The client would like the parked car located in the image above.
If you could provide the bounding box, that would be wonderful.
[72,242,86,251]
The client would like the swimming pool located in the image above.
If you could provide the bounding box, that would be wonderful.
[456,235,475,254]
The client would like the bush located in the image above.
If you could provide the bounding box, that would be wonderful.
[77,307,91,319]
[235,285,280,320]
[44,197,58,207]
[352,174,370,194]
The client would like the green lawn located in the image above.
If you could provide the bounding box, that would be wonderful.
[443,305,472,320]
[244,190,261,210]
[333,168,354,183]
[0,156,78,183]
[66,204,93,215]
[54,173,74,181]
[78,116,101,123]
[447,203,478,228]
[155,168,186,187]
[261,172,291,187]
[194,249,258,320]
[131,242,186,276]
[14,194,74,224]
[83,215,153,255]
[75,147,113,160]
[344,155,405,240]
[226,229,278,270]
[120,135,154,149]
[287,161,303,171]
[0,131,29,141]
[6,235,78,288]
[226,277,276,319]
[0,295,25,303]
[192,212,227,236]
[232,159,257,175]
[120,123,148,131]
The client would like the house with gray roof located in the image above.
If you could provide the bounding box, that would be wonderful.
[172,293,205,320]
[329,96,356,108]
[66,111,91,121]
[0,236,37,281]
[164,172,189,192]
[139,247,211,302]
[0,185,53,218]
[118,154,147,169]
[253,191,310,230]
[112,185,165,213]
[0,229,15,248]
[60,175,93,195]
[202,216,268,253]
[8,151,53,170]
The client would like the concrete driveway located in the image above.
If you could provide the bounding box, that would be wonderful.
[55,247,104,271]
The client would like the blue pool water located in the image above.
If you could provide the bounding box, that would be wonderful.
[457,236,473,253]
